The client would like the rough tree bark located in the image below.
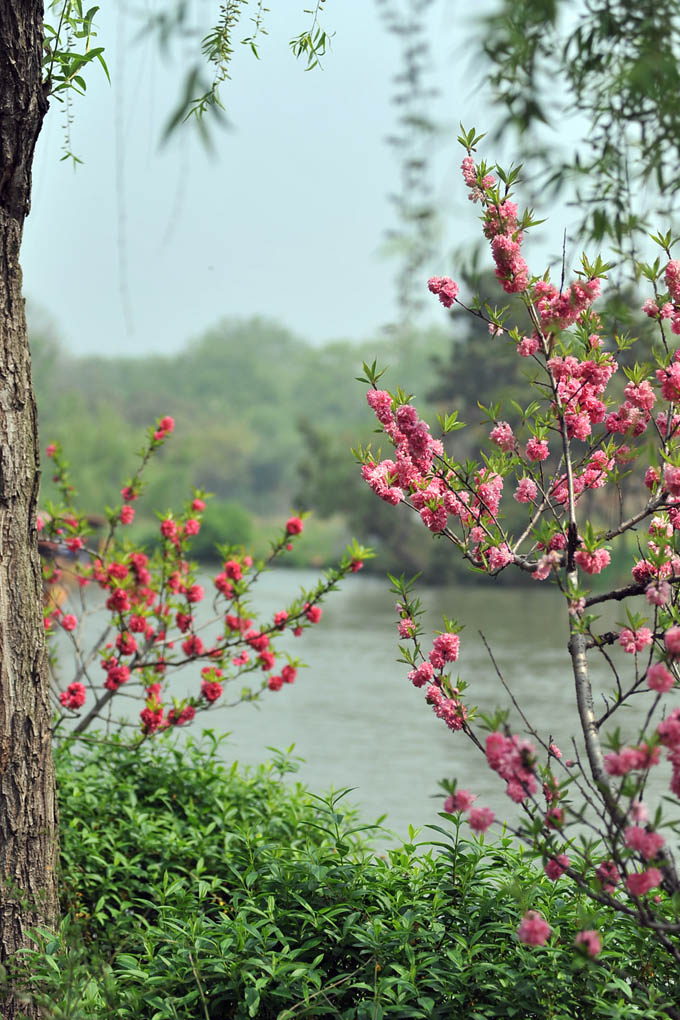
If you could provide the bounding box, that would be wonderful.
[0,4,59,1018]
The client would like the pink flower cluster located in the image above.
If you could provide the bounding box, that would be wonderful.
[624,825,665,861]
[618,627,653,654]
[606,379,656,437]
[517,911,551,946]
[489,421,515,451]
[575,930,602,957]
[604,743,660,777]
[362,392,445,522]
[533,278,601,330]
[626,868,662,897]
[59,681,86,709]
[427,276,459,308]
[548,353,616,442]
[573,547,611,576]
[461,155,494,202]
[443,788,477,813]
[425,682,468,732]
[655,707,680,797]
[647,662,675,694]
[544,853,570,880]
[485,731,538,803]
[44,419,365,737]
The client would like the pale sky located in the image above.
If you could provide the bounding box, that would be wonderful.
[23,1,498,356]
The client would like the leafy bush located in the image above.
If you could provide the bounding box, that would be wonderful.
[14,736,679,1018]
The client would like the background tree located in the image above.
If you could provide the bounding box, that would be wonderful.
[482,0,680,259]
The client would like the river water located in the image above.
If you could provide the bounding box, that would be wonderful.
[58,567,665,844]
[169,569,650,842]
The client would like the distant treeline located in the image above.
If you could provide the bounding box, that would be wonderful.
[31,315,464,578]
[32,281,653,583]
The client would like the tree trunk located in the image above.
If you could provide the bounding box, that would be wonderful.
[0,4,58,1018]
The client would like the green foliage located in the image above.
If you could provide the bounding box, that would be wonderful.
[141,1,332,144]
[188,499,253,560]
[482,0,680,252]
[12,736,680,1018]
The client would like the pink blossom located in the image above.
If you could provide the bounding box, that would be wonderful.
[116,632,137,656]
[214,573,234,599]
[119,505,135,525]
[468,807,495,833]
[514,477,538,503]
[532,550,560,581]
[666,627,680,657]
[525,438,549,462]
[201,679,223,702]
[224,560,243,581]
[191,498,206,512]
[281,664,297,684]
[595,860,620,892]
[286,516,304,535]
[461,156,477,187]
[574,548,610,575]
[657,364,680,403]
[624,825,665,860]
[604,745,659,775]
[59,682,86,710]
[575,930,602,957]
[366,389,394,425]
[259,650,276,671]
[487,543,513,571]
[427,276,459,308]
[626,868,662,897]
[268,674,284,691]
[666,259,680,303]
[160,518,178,540]
[629,799,649,824]
[517,911,551,946]
[618,627,653,653]
[517,335,540,357]
[168,704,194,726]
[184,517,200,536]
[408,661,434,688]
[485,731,538,802]
[181,635,204,657]
[647,663,675,694]
[425,684,468,731]
[646,581,670,606]
[444,789,477,814]
[489,421,515,451]
[61,614,77,632]
[398,618,416,639]
[429,632,460,667]
[544,854,570,880]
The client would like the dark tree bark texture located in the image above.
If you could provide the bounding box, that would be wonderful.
[0,3,58,1017]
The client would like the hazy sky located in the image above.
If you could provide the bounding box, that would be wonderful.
[23,1,501,357]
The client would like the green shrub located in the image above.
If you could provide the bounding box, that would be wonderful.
[14,735,680,1019]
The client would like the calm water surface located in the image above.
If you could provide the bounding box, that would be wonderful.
[62,568,660,844]
[175,569,646,842]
